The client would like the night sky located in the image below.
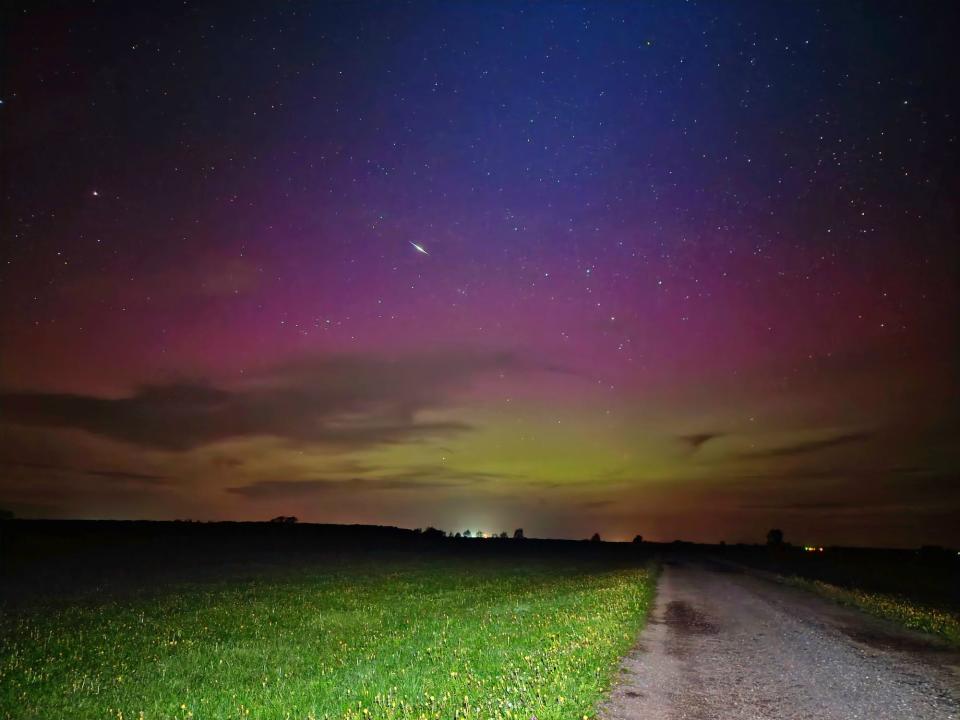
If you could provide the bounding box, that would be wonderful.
[2,1,958,546]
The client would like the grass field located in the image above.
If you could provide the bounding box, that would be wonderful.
[0,556,656,720]
[784,576,960,647]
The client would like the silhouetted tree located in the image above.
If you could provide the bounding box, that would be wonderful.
[463,529,472,538]
[632,534,643,544]
[590,532,602,542]
[422,526,445,540]
[513,528,524,540]
[0,508,14,521]
[270,516,298,524]
[766,528,784,546]
[454,532,461,538]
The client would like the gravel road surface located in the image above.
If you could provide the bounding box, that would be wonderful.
[600,558,960,720]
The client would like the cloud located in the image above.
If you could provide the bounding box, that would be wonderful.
[739,497,952,513]
[82,469,169,483]
[740,501,854,511]
[226,465,508,499]
[523,478,610,490]
[580,499,614,509]
[210,456,245,468]
[677,432,723,452]
[1,460,168,484]
[739,431,873,459]
[0,350,532,451]
[736,466,960,514]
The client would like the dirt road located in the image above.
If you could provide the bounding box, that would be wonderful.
[601,559,960,720]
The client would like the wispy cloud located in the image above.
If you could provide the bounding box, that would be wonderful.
[1,460,168,484]
[0,351,542,451]
[81,468,169,483]
[226,465,510,499]
[580,499,614,509]
[740,500,854,511]
[677,432,723,452]
[739,431,873,459]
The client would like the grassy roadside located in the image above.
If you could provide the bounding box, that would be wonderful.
[783,576,960,646]
[0,557,656,720]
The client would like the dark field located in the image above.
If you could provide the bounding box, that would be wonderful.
[0,521,656,720]
[3,522,958,720]
[716,545,960,608]
[708,544,960,645]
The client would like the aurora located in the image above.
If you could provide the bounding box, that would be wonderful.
[0,1,956,547]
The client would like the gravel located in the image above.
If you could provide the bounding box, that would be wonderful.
[599,558,960,720]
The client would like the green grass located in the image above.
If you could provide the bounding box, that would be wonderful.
[0,557,656,720]
[784,576,960,646]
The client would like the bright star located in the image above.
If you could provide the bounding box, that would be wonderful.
[409,241,429,255]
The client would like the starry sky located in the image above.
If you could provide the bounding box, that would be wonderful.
[1,1,958,546]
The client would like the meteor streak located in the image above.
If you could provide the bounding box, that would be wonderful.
[409,241,429,255]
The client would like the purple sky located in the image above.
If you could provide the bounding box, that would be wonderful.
[1,1,957,545]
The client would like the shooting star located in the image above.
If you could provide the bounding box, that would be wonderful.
[409,241,429,255]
